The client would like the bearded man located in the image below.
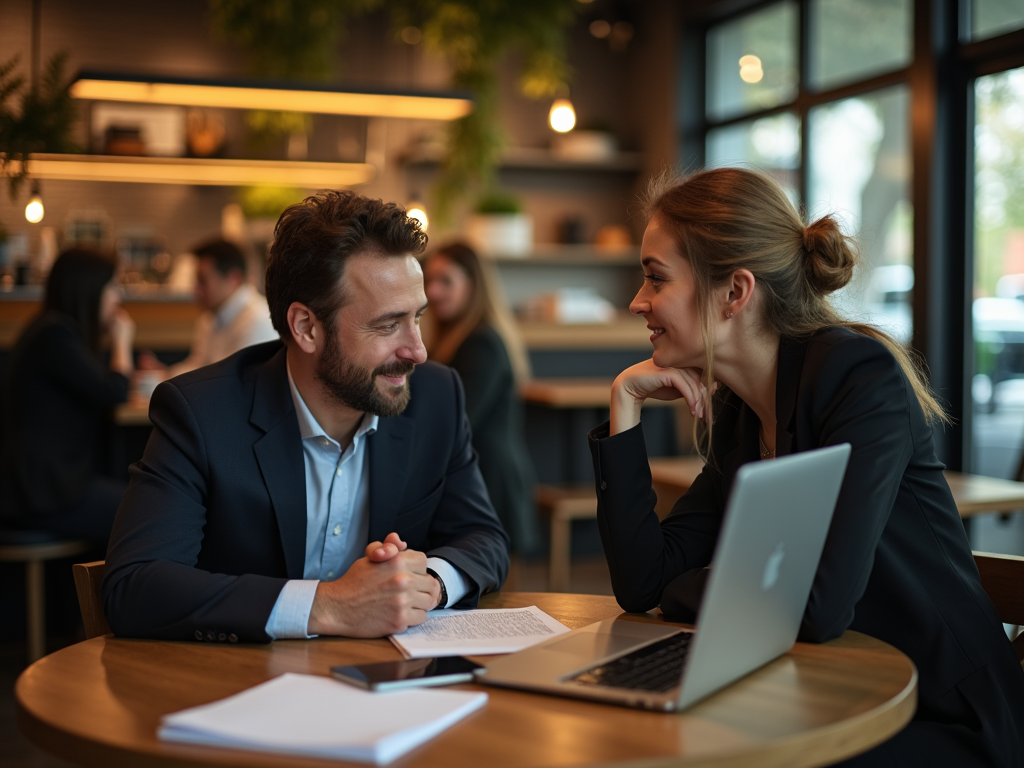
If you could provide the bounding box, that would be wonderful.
[104,191,510,642]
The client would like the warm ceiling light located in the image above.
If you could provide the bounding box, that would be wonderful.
[549,98,576,133]
[589,20,611,38]
[738,54,764,84]
[10,153,375,187]
[24,182,44,223]
[70,72,474,121]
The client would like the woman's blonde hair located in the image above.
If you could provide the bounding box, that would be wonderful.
[423,242,531,384]
[643,167,947,459]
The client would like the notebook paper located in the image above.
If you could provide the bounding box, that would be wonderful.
[159,673,487,765]
[389,605,571,658]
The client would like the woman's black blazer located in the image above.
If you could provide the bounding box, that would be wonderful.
[589,326,1024,765]
[449,324,537,554]
[0,311,129,516]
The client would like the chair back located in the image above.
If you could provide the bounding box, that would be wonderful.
[973,552,1024,663]
[73,560,111,639]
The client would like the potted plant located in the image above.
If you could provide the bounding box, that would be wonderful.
[465,191,533,258]
[0,53,78,199]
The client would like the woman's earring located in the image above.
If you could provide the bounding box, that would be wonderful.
[725,310,735,318]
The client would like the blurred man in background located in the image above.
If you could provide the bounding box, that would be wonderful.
[139,239,277,377]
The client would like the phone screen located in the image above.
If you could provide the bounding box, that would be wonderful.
[331,656,485,691]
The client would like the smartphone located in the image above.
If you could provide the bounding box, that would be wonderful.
[331,656,485,691]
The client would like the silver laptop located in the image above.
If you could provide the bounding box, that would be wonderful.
[480,443,851,711]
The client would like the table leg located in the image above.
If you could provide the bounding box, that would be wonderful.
[26,559,45,662]
[549,513,571,593]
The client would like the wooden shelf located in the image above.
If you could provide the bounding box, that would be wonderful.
[0,295,200,350]
[517,317,651,350]
[18,153,375,187]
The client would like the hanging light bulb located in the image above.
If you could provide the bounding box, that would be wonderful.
[25,181,44,223]
[406,199,429,232]
[548,98,576,133]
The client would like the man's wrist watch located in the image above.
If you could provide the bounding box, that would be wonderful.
[427,568,447,609]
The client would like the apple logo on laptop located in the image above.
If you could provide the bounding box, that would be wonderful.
[761,543,785,591]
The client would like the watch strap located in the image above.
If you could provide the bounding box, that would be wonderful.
[426,568,448,609]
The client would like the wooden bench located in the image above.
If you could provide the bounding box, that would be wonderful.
[535,456,705,592]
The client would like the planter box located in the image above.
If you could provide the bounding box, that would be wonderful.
[465,213,534,258]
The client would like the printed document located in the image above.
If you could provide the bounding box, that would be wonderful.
[159,673,487,765]
[390,605,571,658]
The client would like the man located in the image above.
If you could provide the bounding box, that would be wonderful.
[139,239,277,377]
[104,191,510,642]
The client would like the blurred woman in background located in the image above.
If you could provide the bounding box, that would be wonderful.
[0,248,134,545]
[423,242,539,555]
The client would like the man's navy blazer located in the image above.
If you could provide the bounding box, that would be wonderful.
[103,341,510,642]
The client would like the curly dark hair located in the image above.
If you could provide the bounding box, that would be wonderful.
[265,190,428,337]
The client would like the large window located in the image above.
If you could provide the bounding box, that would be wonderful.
[970,0,1024,41]
[704,0,914,342]
[971,67,1024,473]
[807,0,912,91]
[695,0,1024,554]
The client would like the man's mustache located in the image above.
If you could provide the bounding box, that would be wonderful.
[374,361,415,378]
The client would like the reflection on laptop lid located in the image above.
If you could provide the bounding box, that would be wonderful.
[480,443,851,712]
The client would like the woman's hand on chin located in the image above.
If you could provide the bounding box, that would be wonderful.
[609,359,708,435]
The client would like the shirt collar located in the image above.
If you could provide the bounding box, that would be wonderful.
[214,283,254,329]
[285,356,378,445]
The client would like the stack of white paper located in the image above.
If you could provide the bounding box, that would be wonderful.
[390,605,571,658]
[159,673,487,765]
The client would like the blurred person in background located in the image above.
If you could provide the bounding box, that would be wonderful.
[0,248,134,544]
[423,242,539,555]
[138,238,276,377]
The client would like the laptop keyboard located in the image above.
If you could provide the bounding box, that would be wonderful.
[568,632,694,693]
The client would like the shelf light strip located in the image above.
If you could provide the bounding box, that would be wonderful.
[71,78,474,121]
[11,154,376,187]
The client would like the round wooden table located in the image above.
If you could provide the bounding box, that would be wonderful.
[16,592,917,768]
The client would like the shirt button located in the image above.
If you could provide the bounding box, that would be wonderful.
[327,570,334,578]
[321,437,329,447]
[336,467,343,477]
[333,524,341,536]
[600,481,608,490]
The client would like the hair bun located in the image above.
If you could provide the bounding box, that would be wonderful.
[802,216,856,295]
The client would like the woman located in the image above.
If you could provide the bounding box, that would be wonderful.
[423,242,539,555]
[0,248,134,545]
[591,168,1024,766]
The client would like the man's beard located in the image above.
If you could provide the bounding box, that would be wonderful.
[315,335,414,417]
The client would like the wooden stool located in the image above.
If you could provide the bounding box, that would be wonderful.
[534,459,705,593]
[0,529,90,662]
[534,485,598,592]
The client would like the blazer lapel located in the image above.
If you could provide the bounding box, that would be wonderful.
[250,347,307,579]
[367,413,415,542]
[722,402,761,485]
[774,336,806,459]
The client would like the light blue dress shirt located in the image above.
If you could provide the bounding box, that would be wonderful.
[264,362,468,639]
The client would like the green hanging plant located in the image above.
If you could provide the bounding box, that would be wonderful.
[209,0,380,144]
[207,0,579,219]
[394,0,578,222]
[0,53,79,200]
